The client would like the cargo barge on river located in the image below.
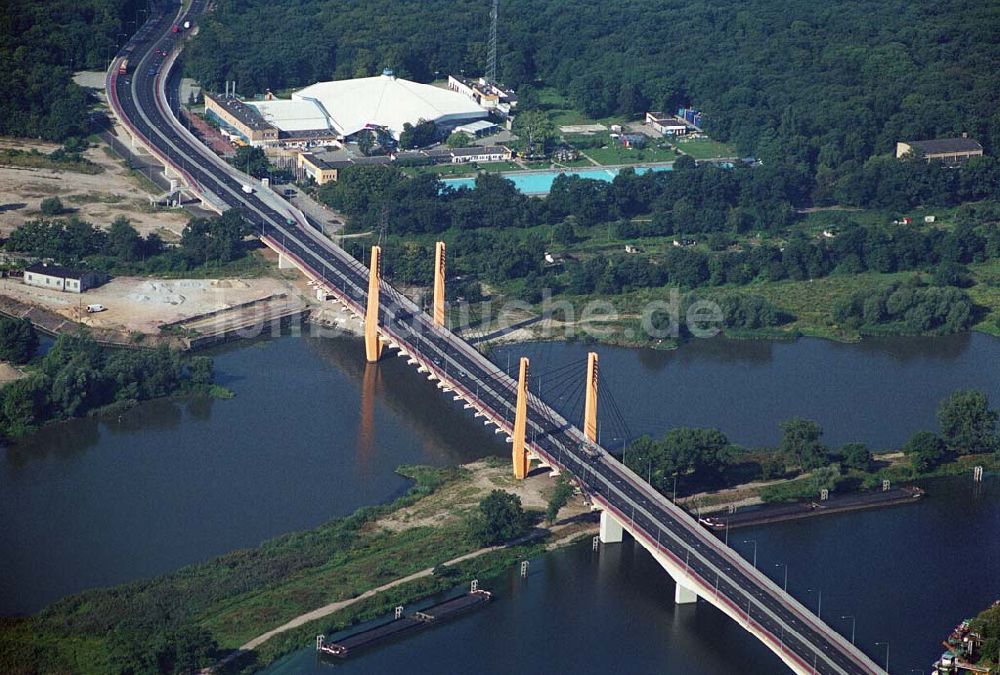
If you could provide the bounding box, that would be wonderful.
[316,584,492,658]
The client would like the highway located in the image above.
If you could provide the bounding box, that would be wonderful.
[106,4,885,673]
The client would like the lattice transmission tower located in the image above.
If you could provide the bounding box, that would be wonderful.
[486,0,499,83]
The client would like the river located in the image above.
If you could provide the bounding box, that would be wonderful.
[2,331,998,670]
[267,474,999,674]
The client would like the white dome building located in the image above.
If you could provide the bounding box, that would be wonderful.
[291,70,489,140]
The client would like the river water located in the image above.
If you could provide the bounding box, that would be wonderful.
[2,331,998,670]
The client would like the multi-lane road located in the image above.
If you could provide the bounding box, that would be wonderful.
[106,3,885,673]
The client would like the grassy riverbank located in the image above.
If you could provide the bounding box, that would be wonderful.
[460,263,1000,351]
[0,460,593,674]
[680,451,1000,513]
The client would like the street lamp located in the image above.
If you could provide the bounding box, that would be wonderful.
[807,588,822,619]
[774,563,788,592]
[875,641,889,673]
[840,615,856,645]
[672,471,678,502]
[742,539,757,569]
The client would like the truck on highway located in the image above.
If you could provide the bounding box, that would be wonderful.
[241,184,254,194]
[118,58,129,75]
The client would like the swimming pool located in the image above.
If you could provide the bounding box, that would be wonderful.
[440,164,673,195]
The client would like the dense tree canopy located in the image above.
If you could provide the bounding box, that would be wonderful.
[187,0,1000,188]
[0,0,145,139]
[0,334,216,439]
[936,390,998,455]
[0,318,39,365]
[5,211,252,273]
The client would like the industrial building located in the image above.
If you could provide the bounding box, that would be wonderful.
[245,97,339,148]
[452,119,500,138]
[895,137,984,165]
[446,75,517,118]
[431,146,512,164]
[298,144,513,184]
[204,92,340,149]
[24,263,104,293]
[203,93,280,146]
[292,70,488,141]
[645,112,689,135]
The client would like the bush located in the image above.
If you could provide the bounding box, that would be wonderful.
[840,442,873,472]
[466,490,528,546]
[39,196,64,216]
[904,431,947,473]
[0,317,38,364]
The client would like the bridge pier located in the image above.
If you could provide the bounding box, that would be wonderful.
[673,579,698,605]
[433,241,446,327]
[584,352,598,443]
[512,357,530,480]
[277,251,297,269]
[598,510,623,543]
[365,246,383,363]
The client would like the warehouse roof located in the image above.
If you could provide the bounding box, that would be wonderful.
[905,138,983,155]
[292,72,487,139]
[25,263,90,280]
[453,120,498,135]
[246,99,333,133]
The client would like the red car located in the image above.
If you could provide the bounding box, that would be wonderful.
[171,25,180,33]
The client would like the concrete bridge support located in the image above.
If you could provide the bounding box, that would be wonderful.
[512,357,530,480]
[584,352,598,443]
[433,241,446,328]
[599,508,699,604]
[278,252,297,269]
[365,246,383,363]
[599,510,622,543]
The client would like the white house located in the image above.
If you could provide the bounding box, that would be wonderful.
[24,263,104,293]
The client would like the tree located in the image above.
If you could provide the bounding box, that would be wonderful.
[189,356,214,386]
[661,427,732,478]
[552,221,576,246]
[513,110,555,156]
[839,442,873,472]
[106,216,143,263]
[937,390,998,455]
[931,261,971,288]
[467,490,528,546]
[778,418,828,470]
[545,478,575,523]
[39,196,64,216]
[0,317,39,364]
[0,374,50,436]
[446,131,473,148]
[905,430,947,472]
[809,464,841,494]
[231,146,269,179]
[399,119,437,149]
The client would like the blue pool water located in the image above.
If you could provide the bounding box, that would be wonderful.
[441,164,673,195]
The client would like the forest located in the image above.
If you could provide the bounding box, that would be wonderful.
[323,162,1000,324]
[185,0,1000,188]
[4,210,256,274]
[0,331,217,439]
[0,0,145,139]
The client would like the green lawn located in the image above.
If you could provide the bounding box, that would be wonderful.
[969,258,1000,336]
[401,161,521,178]
[674,137,737,159]
[584,144,678,166]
